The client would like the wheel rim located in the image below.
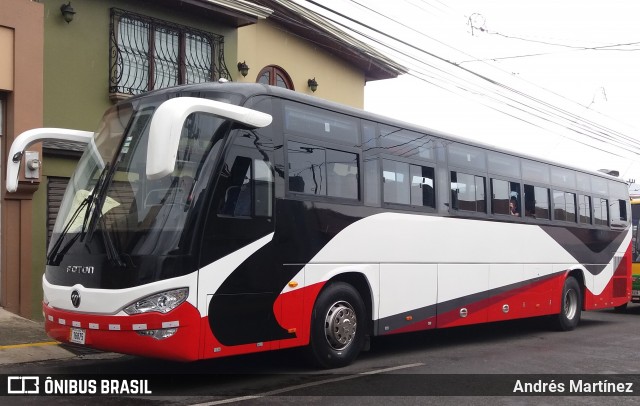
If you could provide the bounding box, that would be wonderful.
[324,301,357,350]
[563,288,578,320]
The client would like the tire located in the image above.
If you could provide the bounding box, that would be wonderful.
[614,302,628,313]
[307,282,366,369]
[552,276,582,331]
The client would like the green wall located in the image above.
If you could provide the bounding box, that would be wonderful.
[43,0,238,130]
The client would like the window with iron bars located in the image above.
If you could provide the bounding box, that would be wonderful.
[109,8,231,100]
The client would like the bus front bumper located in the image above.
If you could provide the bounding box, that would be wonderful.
[43,301,202,361]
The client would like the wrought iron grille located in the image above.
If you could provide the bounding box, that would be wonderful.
[109,8,231,96]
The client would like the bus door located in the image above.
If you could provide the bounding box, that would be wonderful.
[200,129,280,350]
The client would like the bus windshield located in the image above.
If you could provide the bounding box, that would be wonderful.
[47,98,230,287]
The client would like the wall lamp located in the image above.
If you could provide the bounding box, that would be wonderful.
[60,2,76,23]
[237,61,250,77]
[308,77,318,92]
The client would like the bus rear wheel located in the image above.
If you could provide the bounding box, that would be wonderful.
[552,276,582,331]
[307,282,365,369]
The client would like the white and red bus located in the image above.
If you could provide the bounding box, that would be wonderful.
[7,83,632,368]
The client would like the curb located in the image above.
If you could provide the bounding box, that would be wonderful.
[0,307,75,365]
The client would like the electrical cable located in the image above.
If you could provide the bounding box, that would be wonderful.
[295,0,640,158]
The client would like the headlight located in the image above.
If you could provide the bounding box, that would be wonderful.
[123,288,188,315]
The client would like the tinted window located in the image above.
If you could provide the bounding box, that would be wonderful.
[254,160,273,217]
[201,130,275,267]
[610,181,629,200]
[364,158,380,207]
[288,141,326,195]
[524,184,550,219]
[487,151,520,178]
[327,149,359,199]
[362,121,377,151]
[522,160,550,183]
[384,159,435,208]
[578,195,592,224]
[284,104,359,146]
[451,171,486,213]
[380,125,434,160]
[576,172,591,193]
[594,198,609,226]
[610,199,628,224]
[218,156,273,218]
[591,177,608,196]
[448,144,486,171]
[551,167,576,190]
[492,179,521,216]
[566,192,576,222]
[621,200,629,222]
[287,141,359,200]
[410,165,435,207]
[383,160,410,205]
[553,191,576,222]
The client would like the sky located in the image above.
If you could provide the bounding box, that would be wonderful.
[297,0,640,191]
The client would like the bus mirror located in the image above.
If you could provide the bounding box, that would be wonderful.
[146,97,272,180]
[6,128,93,192]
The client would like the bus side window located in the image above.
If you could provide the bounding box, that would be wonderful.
[524,184,550,219]
[492,179,520,216]
[254,160,273,217]
[287,141,359,200]
[451,171,485,213]
[219,157,252,216]
[553,191,576,222]
[578,195,592,224]
[524,184,535,217]
[594,198,609,226]
[218,156,274,218]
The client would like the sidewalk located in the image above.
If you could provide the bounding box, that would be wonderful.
[0,307,76,365]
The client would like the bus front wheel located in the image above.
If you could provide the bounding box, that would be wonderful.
[307,282,365,369]
[552,276,582,331]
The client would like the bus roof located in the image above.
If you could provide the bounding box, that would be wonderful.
[129,81,628,186]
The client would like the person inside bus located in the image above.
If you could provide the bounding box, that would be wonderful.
[509,196,520,216]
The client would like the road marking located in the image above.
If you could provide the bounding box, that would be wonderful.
[190,363,425,405]
[0,341,59,350]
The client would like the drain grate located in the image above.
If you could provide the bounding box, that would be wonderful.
[60,343,105,356]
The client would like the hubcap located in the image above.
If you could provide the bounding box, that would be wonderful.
[563,288,578,320]
[324,301,357,350]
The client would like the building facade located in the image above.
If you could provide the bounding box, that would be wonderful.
[0,0,45,318]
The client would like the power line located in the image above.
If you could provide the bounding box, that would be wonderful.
[324,2,636,144]
[269,1,640,164]
[480,28,640,51]
[457,34,640,63]
[295,0,640,159]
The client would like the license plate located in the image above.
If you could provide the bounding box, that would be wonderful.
[70,328,86,345]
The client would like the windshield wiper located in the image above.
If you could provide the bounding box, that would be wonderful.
[82,163,126,267]
[47,164,110,265]
[99,223,126,267]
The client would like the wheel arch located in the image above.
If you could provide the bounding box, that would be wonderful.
[324,272,374,336]
[566,268,586,309]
